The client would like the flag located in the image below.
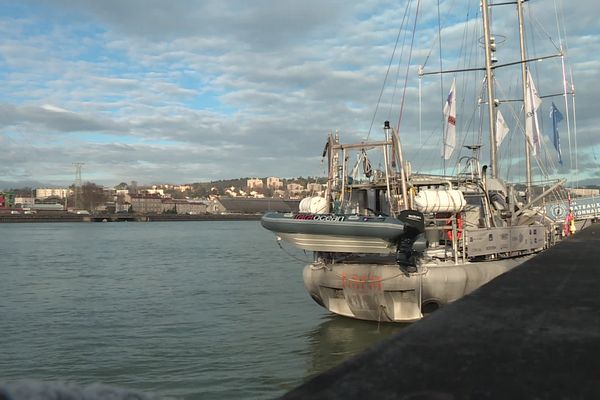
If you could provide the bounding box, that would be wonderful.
[550,102,564,165]
[495,109,509,149]
[442,78,456,160]
[524,70,542,155]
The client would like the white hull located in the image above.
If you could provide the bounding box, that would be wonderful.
[302,255,535,322]
[277,232,395,253]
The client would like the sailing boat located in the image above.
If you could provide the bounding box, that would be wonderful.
[262,0,576,322]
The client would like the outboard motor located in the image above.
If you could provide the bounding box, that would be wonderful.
[396,210,427,272]
[397,209,425,233]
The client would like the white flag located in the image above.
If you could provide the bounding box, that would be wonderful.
[442,79,456,160]
[524,70,542,155]
[495,109,509,149]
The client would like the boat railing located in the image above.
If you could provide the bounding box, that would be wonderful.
[424,213,465,264]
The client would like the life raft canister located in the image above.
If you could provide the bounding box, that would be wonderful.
[445,212,463,241]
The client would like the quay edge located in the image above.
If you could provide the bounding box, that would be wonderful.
[281,222,600,399]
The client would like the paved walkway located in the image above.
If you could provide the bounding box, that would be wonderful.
[282,223,600,399]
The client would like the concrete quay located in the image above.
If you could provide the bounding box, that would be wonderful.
[282,223,600,399]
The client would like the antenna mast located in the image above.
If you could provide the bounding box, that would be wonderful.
[73,162,84,209]
[517,0,532,200]
[481,0,498,178]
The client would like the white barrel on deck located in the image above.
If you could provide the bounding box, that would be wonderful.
[299,196,328,214]
[414,189,466,213]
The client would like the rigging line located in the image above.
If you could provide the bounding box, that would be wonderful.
[489,0,529,6]
[494,80,518,180]
[452,5,470,165]
[571,88,579,187]
[453,6,476,170]
[491,91,573,103]
[530,0,572,171]
[505,105,514,180]
[437,0,445,174]
[419,75,422,146]
[465,1,479,94]
[534,130,554,181]
[565,49,580,186]
[455,90,482,174]
[388,5,413,122]
[522,88,558,182]
[412,128,441,172]
[275,239,311,264]
[531,2,573,176]
[396,0,421,132]
[555,0,579,186]
[553,0,563,45]
[366,0,412,141]
[558,0,576,109]
[501,85,531,181]
[469,2,484,153]
[525,6,547,177]
[420,0,461,70]
[421,54,562,76]
[529,9,562,53]
[453,72,480,170]
[560,54,573,171]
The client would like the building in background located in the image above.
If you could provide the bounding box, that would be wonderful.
[286,183,305,198]
[14,196,35,208]
[247,178,264,190]
[214,197,299,214]
[306,183,323,193]
[144,186,165,196]
[266,177,283,189]
[570,188,600,197]
[173,184,192,192]
[161,199,208,214]
[130,194,164,214]
[35,188,70,199]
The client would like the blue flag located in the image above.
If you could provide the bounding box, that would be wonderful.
[550,102,563,165]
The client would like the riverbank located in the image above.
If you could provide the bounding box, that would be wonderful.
[0,212,262,223]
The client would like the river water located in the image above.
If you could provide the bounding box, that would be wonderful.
[0,221,406,399]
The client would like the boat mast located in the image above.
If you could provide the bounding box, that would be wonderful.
[481,0,498,178]
[324,133,335,213]
[517,0,532,199]
[386,121,410,211]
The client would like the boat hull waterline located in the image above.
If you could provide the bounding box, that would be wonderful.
[303,256,535,322]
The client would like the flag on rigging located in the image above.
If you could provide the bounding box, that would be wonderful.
[495,109,509,149]
[550,102,564,165]
[442,79,456,160]
[524,70,542,155]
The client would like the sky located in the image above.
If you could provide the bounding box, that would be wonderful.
[0,0,598,188]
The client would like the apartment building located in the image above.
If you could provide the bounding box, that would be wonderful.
[247,178,264,189]
[266,177,283,189]
[35,188,70,199]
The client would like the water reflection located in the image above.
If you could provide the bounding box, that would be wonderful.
[304,315,409,379]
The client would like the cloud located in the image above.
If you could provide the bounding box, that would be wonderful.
[0,0,598,188]
[0,103,126,133]
[30,0,352,49]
